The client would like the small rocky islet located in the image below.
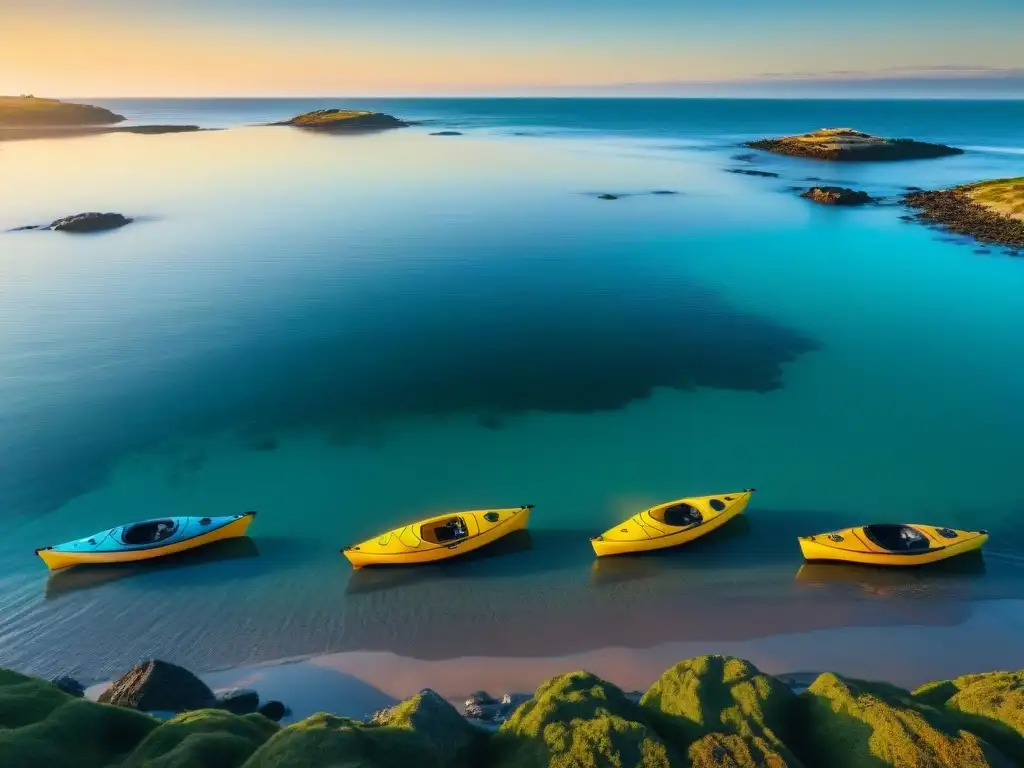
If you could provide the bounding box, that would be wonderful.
[5,654,1024,767]
[745,126,963,162]
[270,108,409,132]
[11,212,133,233]
[800,186,876,206]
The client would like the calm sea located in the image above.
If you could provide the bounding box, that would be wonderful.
[2,98,1024,682]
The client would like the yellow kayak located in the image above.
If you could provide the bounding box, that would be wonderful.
[798,524,988,566]
[342,505,532,568]
[590,490,754,557]
[35,512,257,571]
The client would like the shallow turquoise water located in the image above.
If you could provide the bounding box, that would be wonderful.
[1,100,1023,680]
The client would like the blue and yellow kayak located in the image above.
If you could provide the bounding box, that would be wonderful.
[35,512,257,571]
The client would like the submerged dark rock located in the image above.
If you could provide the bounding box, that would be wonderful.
[731,153,758,162]
[215,688,260,715]
[50,212,132,233]
[726,168,780,178]
[597,193,619,200]
[98,659,215,713]
[800,186,875,206]
[650,190,679,195]
[51,676,85,698]
[430,130,463,136]
[258,700,288,722]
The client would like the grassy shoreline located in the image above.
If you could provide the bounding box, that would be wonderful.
[904,178,1024,251]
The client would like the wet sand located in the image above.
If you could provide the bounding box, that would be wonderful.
[83,598,1024,723]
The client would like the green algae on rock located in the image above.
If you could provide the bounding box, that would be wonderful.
[244,713,440,768]
[802,672,1014,768]
[746,128,962,162]
[0,668,157,768]
[491,670,675,768]
[640,655,803,767]
[121,709,278,768]
[270,109,408,132]
[913,670,1024,764]
[0,96,125,126]
[5,657,1024,767]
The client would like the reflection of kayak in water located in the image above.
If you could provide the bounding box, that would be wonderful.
[35,512,257,571]
[591,490,754,557]
[44,537,261,600]
[798,524,987,567]
[342,506,532,568]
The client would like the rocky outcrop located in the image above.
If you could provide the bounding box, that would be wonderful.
[641,656,802,767]
[803,673,1012,768]
[4,656,1024,767]
[50,212,133,233]
[371,688,480,766]
[430,131,463,136]
[904,178,1024,250]
[800,186,875,206]
[98,659,215,713]
[270,109,408,132]
[598,193,619,200]
[257,700,288,722]
[747,127,963,162]
[490,671,676,768]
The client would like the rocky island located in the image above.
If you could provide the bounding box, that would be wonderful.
[270,109,408,132]
[0,96,201,142]
[746,127,963,162]
[800,186,876,206]
[5,654,1024,767]
[904,177,1024,251]
[11,212,133,233]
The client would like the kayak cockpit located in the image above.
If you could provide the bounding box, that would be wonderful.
[862,524,930,553]
[120,519,179,546]
[420,516,469,545]
[653,503,704,528]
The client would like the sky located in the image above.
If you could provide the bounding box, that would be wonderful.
[2,0,1023,97]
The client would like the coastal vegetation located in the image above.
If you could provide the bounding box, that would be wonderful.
[746,127,963,162]
[271,109,408,132]
[0,96,124,126]
[904,178,1024,250]
[5,655,1024,767]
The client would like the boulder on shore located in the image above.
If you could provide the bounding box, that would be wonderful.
[800,186,875,206]
[98,659,215,713]
[270,109,408,132]
[746,127,963,162]
[214,688,260,715]
[50,212,132,233]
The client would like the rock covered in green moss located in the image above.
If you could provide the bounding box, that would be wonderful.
[0,668,157,768]
[640,655,802,767]
[244,712,440,768]
[913,670,1024,763]
[491,670,674,768]
[803,672,1014,767]
[370,688,479,766]
[122,708,277,768]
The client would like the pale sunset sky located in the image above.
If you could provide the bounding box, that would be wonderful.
[2,0,1023,97]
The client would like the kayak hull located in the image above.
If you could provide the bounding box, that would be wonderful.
[36,512,256,571]
[343,506,532,568]
[798,524,987,567]
[591,490,754,557]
